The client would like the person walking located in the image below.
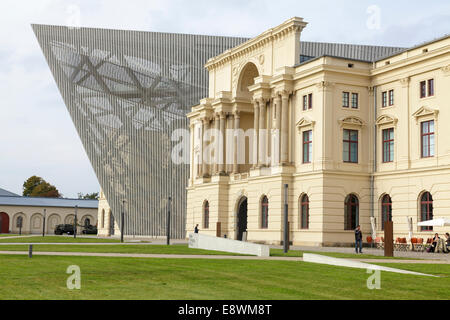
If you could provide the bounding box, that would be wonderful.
[194,224,199,234]
[355,225,363,254]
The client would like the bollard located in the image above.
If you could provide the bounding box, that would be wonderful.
[28,245,33,258]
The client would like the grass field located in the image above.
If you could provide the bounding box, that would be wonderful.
[0,236,120,243]
[0,254,448,300]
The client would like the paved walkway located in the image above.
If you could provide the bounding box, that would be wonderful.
[1,250,449,264]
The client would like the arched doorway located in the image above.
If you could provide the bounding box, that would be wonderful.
[236,197,248,241]
[0,212,10,234]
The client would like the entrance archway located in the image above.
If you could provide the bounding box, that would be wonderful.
[0,212,10,234]
[236,197,248,241]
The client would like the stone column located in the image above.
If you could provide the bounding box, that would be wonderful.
[214,113,220,174]
[219,112,226,174]
[189,123,195,182]
[280,91,290,164]
[226,114,234,174]
[202,118,210,177]
[252,100,259,168]
[233,111,240,174]
[258,99,267,167]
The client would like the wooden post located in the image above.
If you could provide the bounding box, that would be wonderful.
[216,222,221,238]
[384,221,394,257]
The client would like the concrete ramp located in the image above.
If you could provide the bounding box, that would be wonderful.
[188,233,270,257]
[303,253,438,277]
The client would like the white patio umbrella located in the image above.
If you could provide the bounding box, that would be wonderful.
[406,217,413,241]
[418,218,450,227]
[370,217,377,239]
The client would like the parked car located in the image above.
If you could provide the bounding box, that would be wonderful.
[82,225,98,235]
[54,224,75,235]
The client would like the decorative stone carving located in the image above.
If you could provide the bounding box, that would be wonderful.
[412,106,439,123]
[376,114,398,127]
[338,116,365,127]
[399,77,410,87]
[296,117,316,130]
[441,65,450,76]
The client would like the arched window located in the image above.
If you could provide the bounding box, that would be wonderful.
[381,194,392,230]
[344,194,359,230]
[261,196,269,229]
[300,194,309,229]
[420,192,433,231]
[16,216,23,228]
[203,201,209,229]
[84,218,91,227]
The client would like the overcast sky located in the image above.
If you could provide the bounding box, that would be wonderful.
[0,0,449,197]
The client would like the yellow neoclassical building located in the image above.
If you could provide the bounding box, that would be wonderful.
[186,17,450,246]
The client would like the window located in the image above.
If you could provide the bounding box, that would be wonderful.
[203,201,209,229]
[351,93,359,109]
[428,79,434,96]
[343,129,358,163]
[342,92,349,108]
[303,130,312,163]
[421,120,435,158]
[389,90,394,106]
[382,91,387,108]
[382,128,394,163]
[344,194,359,230]
[420,192,433,231]
[420,79,435,98]
[300,194,309,229]
[261,196,269,229]
[420,81,426,98]
[381,195,392,231]
[16,216,23,228]
[303,94,313,110]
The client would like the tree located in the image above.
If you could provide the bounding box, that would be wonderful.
[22,176,61,198]
[78,192,99,200]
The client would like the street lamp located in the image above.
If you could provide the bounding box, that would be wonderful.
[283,184,289,253]
[74,205,78,239]
[42,208,46,237]
[167,196,172,246]
[121,200,126,243]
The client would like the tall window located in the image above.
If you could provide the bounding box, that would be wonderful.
[303,94,313,110]
[420,79,435,98]
[203,201,209,229]
[16,216,23,228]
[381,194,392,231]
[342,92,350,108]
[382,91,387,108]
[300,194,309,229]
[303,130,312,163]
[421,120,435,158]
[343,129,358,163]
[420,192,433,231]
[351,93,359,109]
[345,194,359,230]
[382,128,394,163]
[261,196,269,229]
[389,90,394,106]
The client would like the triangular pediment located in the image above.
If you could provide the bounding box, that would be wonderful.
[412,106,439,119]
[296,117,315,129]
[338,116,365,127]
[376,114,398,126]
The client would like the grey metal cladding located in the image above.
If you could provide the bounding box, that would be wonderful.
[32,24,247,238]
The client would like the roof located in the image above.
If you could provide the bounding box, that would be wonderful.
[300,41,405,63]
[0,188,19,197]
[0,195,98,209]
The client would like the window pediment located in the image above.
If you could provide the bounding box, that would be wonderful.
[376,114,398,127]
[296,117,315,130]
[412,106,439,123]
[338,116,365,128]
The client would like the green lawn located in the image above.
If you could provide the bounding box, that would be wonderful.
[0,236,120,243]
[0,254,448,300]
[0,234,21,237]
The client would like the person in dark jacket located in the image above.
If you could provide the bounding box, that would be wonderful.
[194,224,199,234]
[445,233,450,253]
[355,225,363,254]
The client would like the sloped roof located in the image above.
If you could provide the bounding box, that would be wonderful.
[0,188,19,197]
[0,195,98,209]
[300,41,405,63]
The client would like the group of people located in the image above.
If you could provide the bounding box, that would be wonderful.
[354,226,450,254]
[428,232,450,253]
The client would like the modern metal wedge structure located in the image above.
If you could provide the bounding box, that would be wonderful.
[33,23,404,238]
[32,24,247,238]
